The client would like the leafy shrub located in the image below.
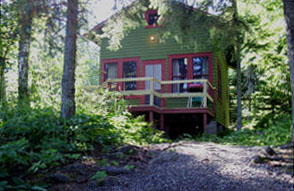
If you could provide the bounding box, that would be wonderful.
[0,89,167,190]
[196,113,291,146]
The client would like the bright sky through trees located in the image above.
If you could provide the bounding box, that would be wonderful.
[87,0,116,26]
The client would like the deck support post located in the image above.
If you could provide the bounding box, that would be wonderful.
[160,114,164,130]
[149,111,154,123]
[203,113,207,131]
[150,79,154,106]
[203,81,208,107]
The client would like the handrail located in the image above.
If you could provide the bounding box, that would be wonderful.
[105,78,215,88]
[99,77,216,108]
[105,77,153,83]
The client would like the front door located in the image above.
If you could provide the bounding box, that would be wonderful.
[145,64,161,90]
[143,60,165,106]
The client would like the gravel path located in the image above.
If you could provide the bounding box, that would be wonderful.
[101,141,293,191]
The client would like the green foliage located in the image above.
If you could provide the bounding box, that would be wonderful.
[97,158,110,167]
[0,89,167,189]
[111,160,119,166]
[196,114,291,146]
[124,164,135,170]
[91,170,107,185]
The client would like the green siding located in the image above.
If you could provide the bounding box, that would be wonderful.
[126,98,141,106]
[100,24,230,128]
[101,27,212,61]
[214,51,230,128]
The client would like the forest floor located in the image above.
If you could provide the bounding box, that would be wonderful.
[47,141,294,191]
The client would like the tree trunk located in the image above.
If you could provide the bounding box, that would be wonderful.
[236,46,242,131]
[248,95,251,120]
[0,57,6,106]
[61,0,78,119]
[18,0,33,104]
[233,0,242,131]
[283,0,294,143]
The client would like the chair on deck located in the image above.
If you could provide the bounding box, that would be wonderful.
[187,83,203,108]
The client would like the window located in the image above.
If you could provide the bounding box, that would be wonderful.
[193,57,209,79]
[102,58,140,92]
[168,53,213,93]
[148,13,158,25]
[105,62,118,80]
[123,61,137,90]
[172,58,188,92]
[217,64,222,99]
[145,10,159,27]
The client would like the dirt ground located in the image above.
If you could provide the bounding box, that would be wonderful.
[48,141,294,191]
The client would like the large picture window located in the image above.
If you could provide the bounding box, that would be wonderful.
[168,53,213,93]
[102,58,140,92]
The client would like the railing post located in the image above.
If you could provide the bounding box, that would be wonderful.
[150,78,154,106]
[203,81,207,107]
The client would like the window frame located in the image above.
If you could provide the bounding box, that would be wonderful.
[101,57,141,98]
[142,59,166,106]
[145,10,160,28]
[104,62,118,81]
[172,58,188,93]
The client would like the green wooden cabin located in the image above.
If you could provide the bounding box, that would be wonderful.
[89,2,231,137]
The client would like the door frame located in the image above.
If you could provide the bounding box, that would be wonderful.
[142,59,166,106]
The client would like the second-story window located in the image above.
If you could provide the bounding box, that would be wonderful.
[145,10,159,27]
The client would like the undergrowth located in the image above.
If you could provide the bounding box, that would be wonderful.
[0,89,168,190]
[195,113,292,146]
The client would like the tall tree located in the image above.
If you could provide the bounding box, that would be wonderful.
[283,0,294,143]
[0,0,18,106]
[232,0,242,131]
[17,0,34,104]
[61,0,79,119]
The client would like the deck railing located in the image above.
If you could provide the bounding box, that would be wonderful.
[102,77,215,109]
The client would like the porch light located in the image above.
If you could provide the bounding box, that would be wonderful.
[150,35,156,42]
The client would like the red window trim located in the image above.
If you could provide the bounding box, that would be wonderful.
[142,59,166,106]
[167,52,214,93]
[145,10,160,28]
[101,57,141,99]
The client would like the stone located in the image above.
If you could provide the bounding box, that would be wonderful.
[279,143,294,150]
[285,165,294,176]
[204,121,217,135]
[100,166,131,176]
[107,152,125,160]
[115,145,139,155]
[76,175,88,184]
[88,180,99,190]
[252,155,265,164]
[48,173,72,183]
[104,176,119,186]
[264,146,277,156]
[62,163,88,175]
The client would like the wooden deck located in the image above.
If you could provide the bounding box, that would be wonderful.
[103,77,215,109]
[88,78,216,133]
